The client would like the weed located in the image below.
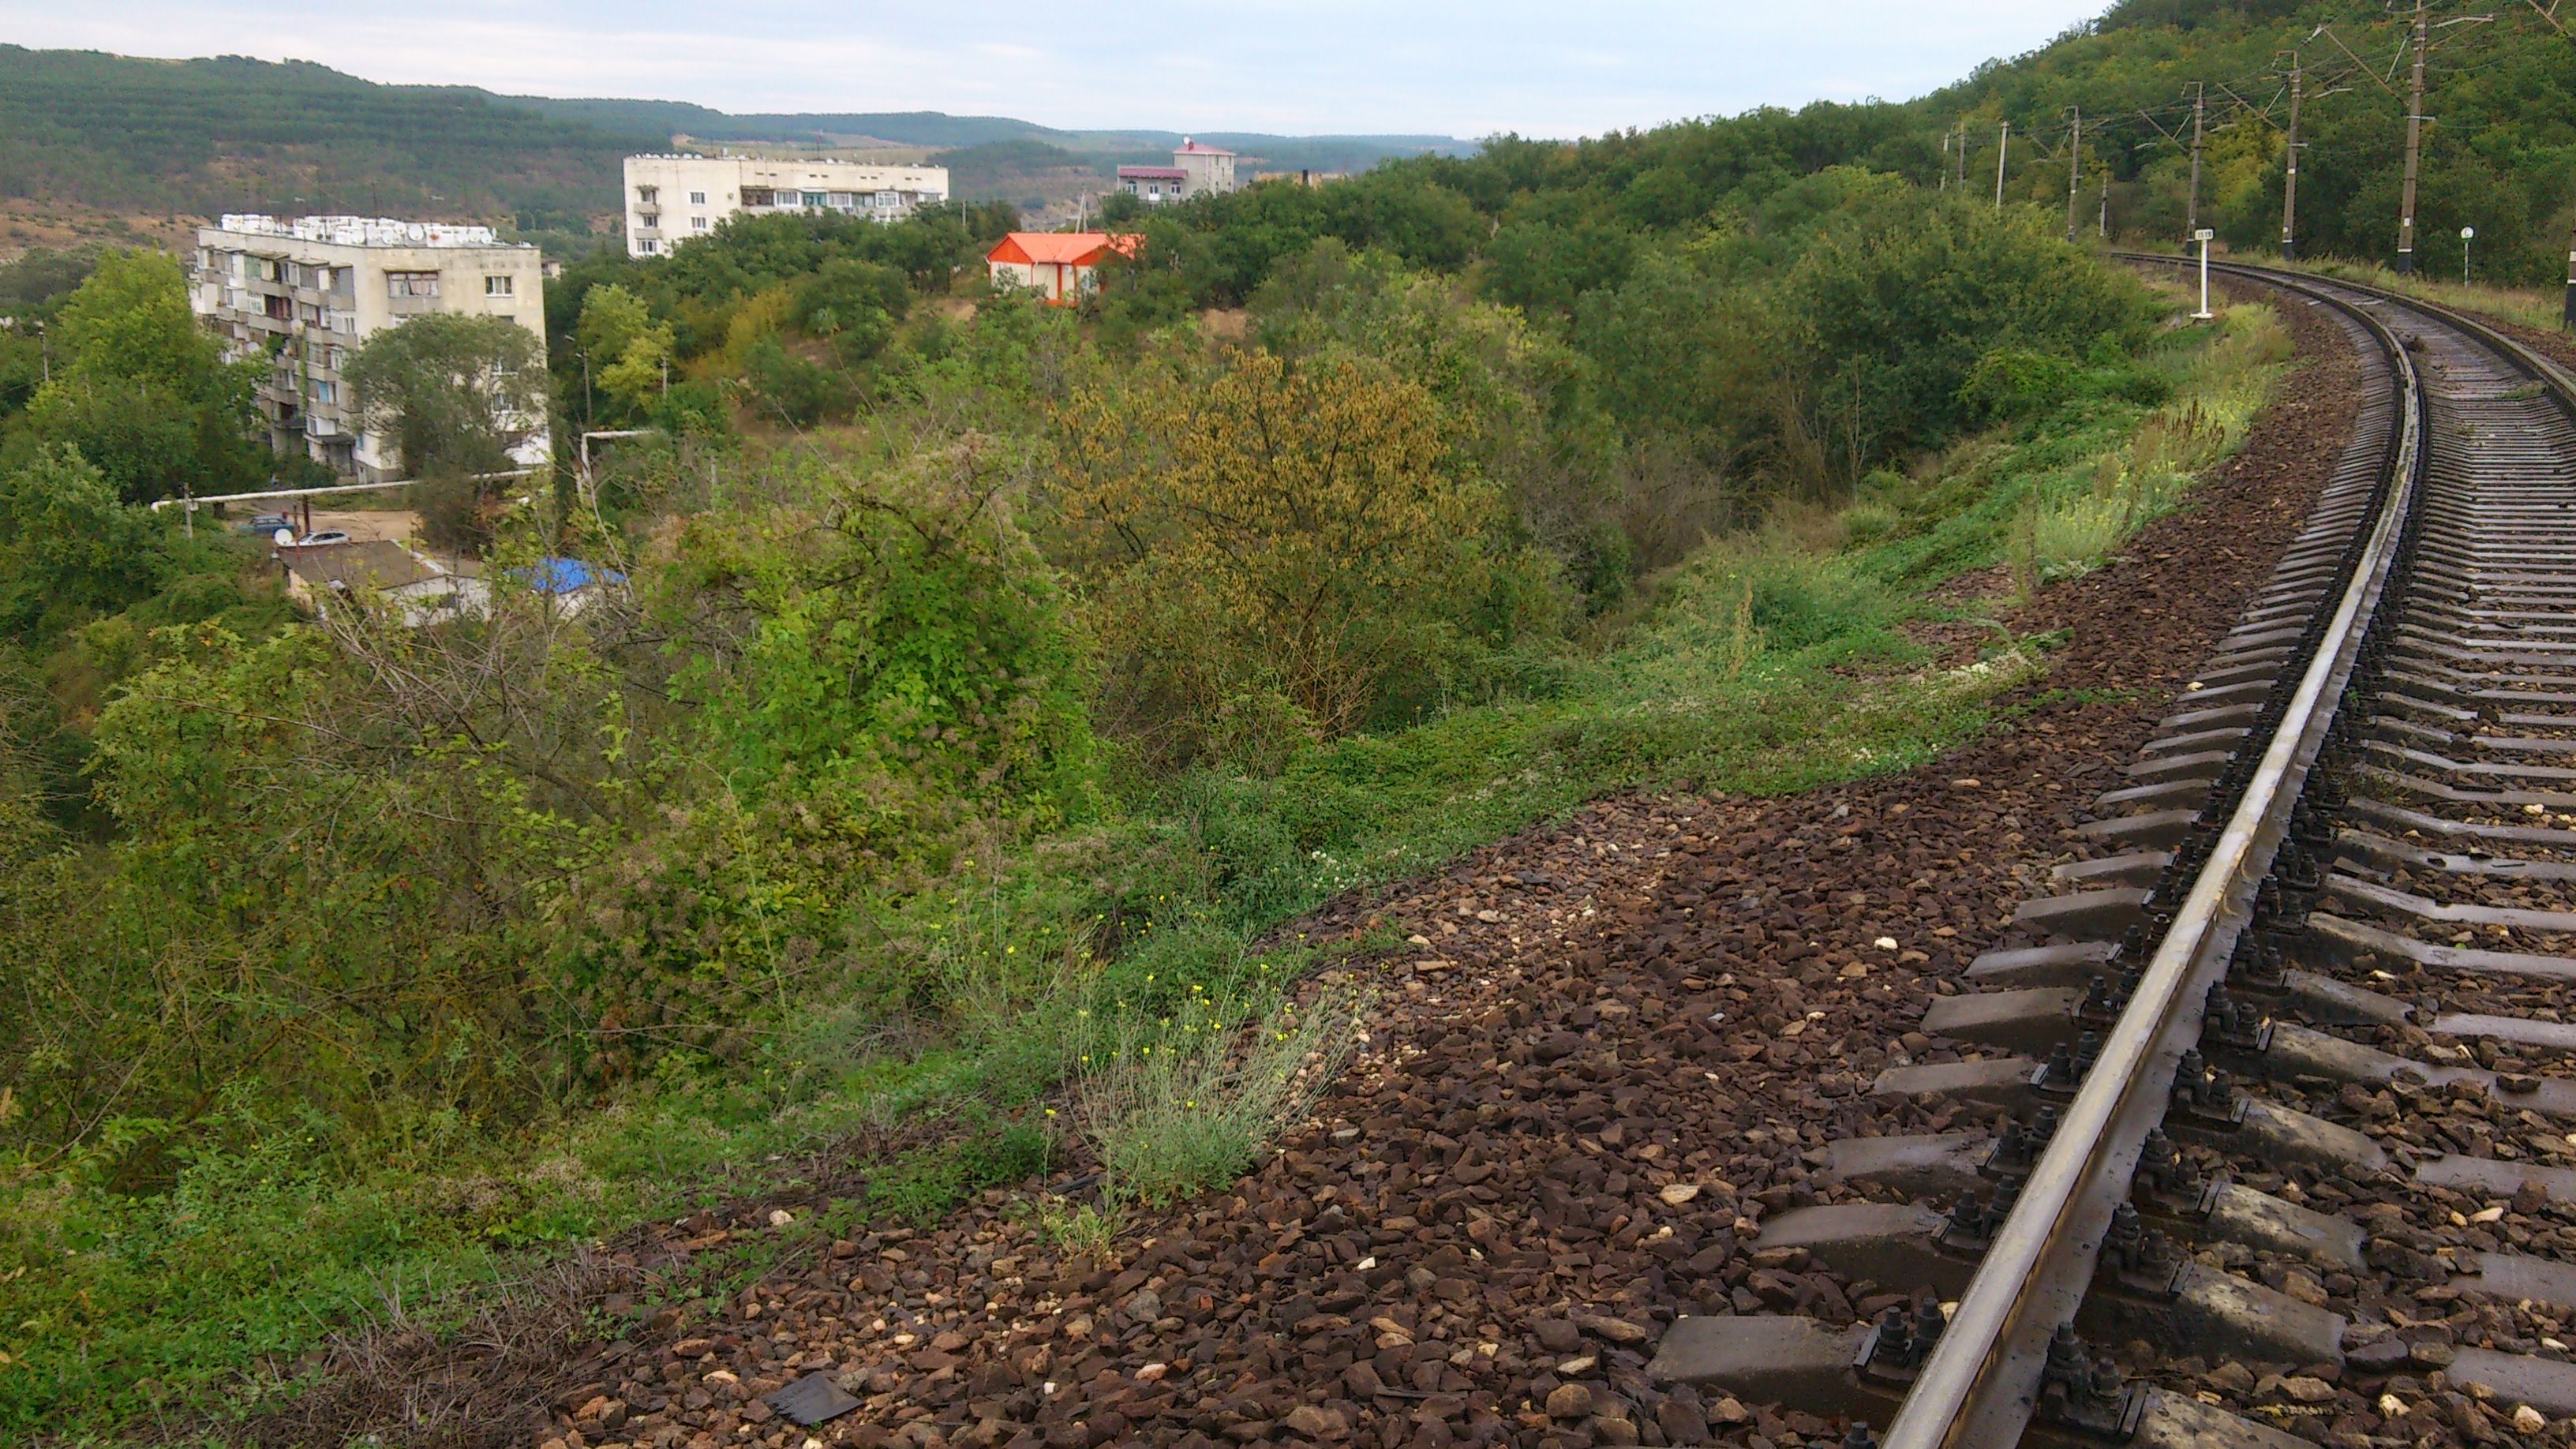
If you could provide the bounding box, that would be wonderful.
[862,1122,1051,1225]
[1024,1195,1119,1259]
[1075,978,1365,1209]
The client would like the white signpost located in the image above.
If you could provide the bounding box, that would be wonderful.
[2193,228,2217,321]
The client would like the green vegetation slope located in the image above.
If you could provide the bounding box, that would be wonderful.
[0,47,649,227]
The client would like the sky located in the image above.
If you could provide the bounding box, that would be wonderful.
[0,1,2111,138]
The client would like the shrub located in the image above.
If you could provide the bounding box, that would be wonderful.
[1959,346,2080,425]
[1052,348,1565,758]
[1074,971,1362,1209]
[1784,177,2156,456]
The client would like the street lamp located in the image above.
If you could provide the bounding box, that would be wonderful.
[2462,226,2476,285]
[2193,228,2217,320]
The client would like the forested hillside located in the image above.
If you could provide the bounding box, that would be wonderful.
[503,95,1470,173]
[1943,0,2576,283]
[8,2,2574,277]
[0,47,1470,234]
[0,47,648,227]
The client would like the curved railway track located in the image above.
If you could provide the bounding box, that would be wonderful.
[1648,264,2576,1447]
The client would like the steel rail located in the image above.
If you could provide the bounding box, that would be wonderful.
[1880,260,2428,1449]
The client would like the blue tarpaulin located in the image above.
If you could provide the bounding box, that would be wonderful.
[507,556,627,594]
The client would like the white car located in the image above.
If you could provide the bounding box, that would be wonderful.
[294,530,353,547]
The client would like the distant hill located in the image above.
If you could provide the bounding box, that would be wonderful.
[500,95,1473,175]
[0,45,1473,244]
[0,47,649,228]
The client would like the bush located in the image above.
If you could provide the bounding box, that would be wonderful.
[1052,348,1566,758]
[1959,346,2080,424]
[1075,967,1361,1209]
[1784,176,2156,457]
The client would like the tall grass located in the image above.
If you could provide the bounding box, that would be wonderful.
[2282,255,2563,334]
[2025,302,2289,582]
[1073,955,1362,1209]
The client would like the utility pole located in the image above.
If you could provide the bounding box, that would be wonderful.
[2398,0,2429,272]
[2099,167,2110,238]
[1995,121,2009,208]
[2066,107,2083,240]
[2281,57,2304,259]
[2187,83,2206,247]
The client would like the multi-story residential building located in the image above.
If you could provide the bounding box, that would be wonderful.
[1116,139,1241,204]
[623,155,951,256]
[190,215,549,479]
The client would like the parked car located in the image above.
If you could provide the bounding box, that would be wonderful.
[238,512,294,536]
[294,530,353,547]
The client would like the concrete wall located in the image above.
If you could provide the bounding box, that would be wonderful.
[1178,150,1237,198]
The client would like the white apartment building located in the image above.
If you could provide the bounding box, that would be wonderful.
[623,155,952,256]
[1116,139,1241,204]
[191,215,549,479]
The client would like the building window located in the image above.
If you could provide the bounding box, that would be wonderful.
[637,185,659,203]
[310,380,338,405]
[638,238,660,254]
[743,188,775,207]
[691,215,710,230]
[688,190,706,204]
[485,275,514,296]
[386,271,440,298]
[802,190,828,208]
[638,211,660,229]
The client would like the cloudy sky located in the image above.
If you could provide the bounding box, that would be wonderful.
[1,1,2110,137]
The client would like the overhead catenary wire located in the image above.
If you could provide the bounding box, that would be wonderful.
[1926,0,2561,285]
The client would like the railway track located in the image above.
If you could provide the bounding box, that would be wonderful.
[1646,264,2576,1447]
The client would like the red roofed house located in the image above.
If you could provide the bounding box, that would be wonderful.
[985,231,1143,305]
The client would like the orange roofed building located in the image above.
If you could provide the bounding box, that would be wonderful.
[984,231,1142,305]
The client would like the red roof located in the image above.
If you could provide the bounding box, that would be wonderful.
[986,231,1143,267]
[1176,138,1234,155]
[1118,165,1188,180]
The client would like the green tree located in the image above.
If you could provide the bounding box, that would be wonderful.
[0,444,174,639]
[5,249,262,503]
[1782,178,2152,470]
[343,313,549,477]
[1054,349,1559,750]
[794,256,909,365]
[575,283,676,416]
[45,248,217,387]
[343,313,549,550]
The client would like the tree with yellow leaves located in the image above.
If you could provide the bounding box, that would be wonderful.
[1053,348,1558,760]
